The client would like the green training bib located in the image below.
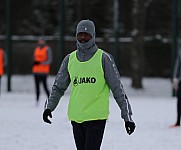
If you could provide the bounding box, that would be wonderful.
[68,49,110,123]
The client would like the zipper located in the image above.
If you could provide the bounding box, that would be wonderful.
[82,51,85,61]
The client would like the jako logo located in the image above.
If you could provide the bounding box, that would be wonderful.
[73,76,96,86]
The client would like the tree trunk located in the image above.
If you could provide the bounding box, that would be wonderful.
[131,0,148,89]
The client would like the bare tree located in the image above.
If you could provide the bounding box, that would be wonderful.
[130,0,152,88]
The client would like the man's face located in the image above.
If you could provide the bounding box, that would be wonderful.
[77,32,92,43]
[38,39,45,45]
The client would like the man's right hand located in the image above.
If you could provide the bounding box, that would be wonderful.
[43,109,52,124]
[125,121,136,135]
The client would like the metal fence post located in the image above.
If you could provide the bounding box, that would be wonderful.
[6,0,12,92]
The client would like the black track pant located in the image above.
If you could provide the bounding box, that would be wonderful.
[71,120,106,150]
[176,81,181,125]
[34,74,49,102]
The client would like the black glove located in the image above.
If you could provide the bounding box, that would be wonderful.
[125,121,136,135]
[33,61,40,65]
[43,109,52,124]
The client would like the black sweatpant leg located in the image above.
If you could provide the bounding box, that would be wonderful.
[71,120,106,150]
[84,120,106,150]
[71,121,85,150]
[34,74,40,101]
[176,81,181,125]
[41,75,50,98]
[34,74,49,102]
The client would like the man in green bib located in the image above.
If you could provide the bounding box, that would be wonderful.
[43,19,136,150]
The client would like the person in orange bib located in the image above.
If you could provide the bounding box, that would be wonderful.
[0,47,7,96]
[32,36,52,105]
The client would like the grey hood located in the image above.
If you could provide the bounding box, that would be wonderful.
[76,19,96,51]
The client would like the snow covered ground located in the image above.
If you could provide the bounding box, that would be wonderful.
[0,75,181,150]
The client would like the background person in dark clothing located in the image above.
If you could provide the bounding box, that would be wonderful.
[171,48,181,128]
[32,36,52,105]
[43,20,135,150]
